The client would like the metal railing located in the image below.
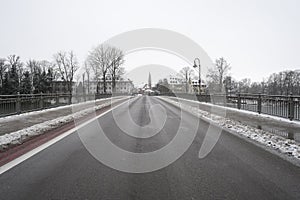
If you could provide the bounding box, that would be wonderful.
[160,93,300,121]
[0,93,126,117]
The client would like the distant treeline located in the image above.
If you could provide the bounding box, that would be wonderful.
[222,70,300,95]
[156,57,300,96]
[0,55,56,95]
[0,44,125,95]
[0,51,78,95]
[206,58,300,95]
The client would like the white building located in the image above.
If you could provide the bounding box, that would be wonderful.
[165,75,207,94]
[75,77,134,94]
[167,75,183,85]
[190,79,207,93]
[166,75,184,93]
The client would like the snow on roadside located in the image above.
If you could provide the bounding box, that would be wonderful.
[158,97,300,160]
[169,96,300,126]
[0,96,124,123]
[0,97,128,150]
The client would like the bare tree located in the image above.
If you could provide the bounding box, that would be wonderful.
[53,51,79,95]
[238,78,251,93]
[87,44,111,94]
[283,70,296,95]
[26,59,41,92]
[84,61,91,94]
[0,58,7,89]
[207,57,231,93]
[109,47,124,93]
[87,45,124,94]
[179,66,194,93]
[7,55,23,92]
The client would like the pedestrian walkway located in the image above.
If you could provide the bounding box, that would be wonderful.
[167,96,300,143]
[0,97,122,136]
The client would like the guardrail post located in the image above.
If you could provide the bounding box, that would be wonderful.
[56,93,59,105]
[288,93,294,121]
[223,94,227,106]
[16,92,21,114]
[69,93,72,104]
[257,93,262,114]
[39,92,44,108]
[237,93,241,109]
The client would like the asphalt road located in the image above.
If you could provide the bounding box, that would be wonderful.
[0,96,299,200]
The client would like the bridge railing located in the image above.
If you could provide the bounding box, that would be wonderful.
[0,93,126,117]
[159,93,300,121]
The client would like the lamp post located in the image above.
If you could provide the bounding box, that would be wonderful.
[193,58,201,95]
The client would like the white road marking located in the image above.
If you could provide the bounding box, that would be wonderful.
[0,99,130,175]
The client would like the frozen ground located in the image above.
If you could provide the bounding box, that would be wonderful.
[159,96,300,162]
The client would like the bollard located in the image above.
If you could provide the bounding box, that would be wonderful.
[16,92,21,114]
[56,93,59,105]
[288,93,294,121]
[237,93,241,110]
[69,93,72,104]
[39,92,44,109]
[257,94,262,114]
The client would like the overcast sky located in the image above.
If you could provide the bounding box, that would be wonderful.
[1,0,300,83]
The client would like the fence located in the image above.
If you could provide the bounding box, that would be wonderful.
[160,93,300,121]
[0,93,126,117]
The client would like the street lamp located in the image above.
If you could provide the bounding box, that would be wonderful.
[193,58,201,95]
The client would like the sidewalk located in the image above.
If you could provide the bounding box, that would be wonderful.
[0,97,125,136]
[166,96,300,143]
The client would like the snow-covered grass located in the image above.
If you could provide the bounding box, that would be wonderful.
[0,97,129,150]
[158,96,300,161]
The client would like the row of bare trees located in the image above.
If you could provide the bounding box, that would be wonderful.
[206,57,231,93]
[178,67,195,93]
[157,56,300,96]
[0,44,126,95]
[0,51,79,95]
[223,71,300,95]
[156,58,230,94]
[53,51,79,94]
[207,58,300,95]
[166,57,230,94]
[85,44,124,94]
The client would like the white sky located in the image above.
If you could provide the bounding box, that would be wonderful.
[1,0,300,83]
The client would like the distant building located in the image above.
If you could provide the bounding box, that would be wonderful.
[166,75,184,93]
[163,75,207,94]
[190,79,207,94]
[75,76,134,94]
[51,81,75,94]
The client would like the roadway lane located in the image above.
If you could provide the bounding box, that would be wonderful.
[0,96,299,200]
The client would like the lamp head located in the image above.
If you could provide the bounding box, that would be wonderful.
[194,58,200,67]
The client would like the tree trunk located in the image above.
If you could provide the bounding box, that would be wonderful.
[112,76,116,93]
[103,74,106,94]
[87,74,90,94]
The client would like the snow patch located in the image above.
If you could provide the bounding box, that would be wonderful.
[0,96,123,123]
[0,97,128,150]
[170,96,300,126]
[159,97,300,160]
